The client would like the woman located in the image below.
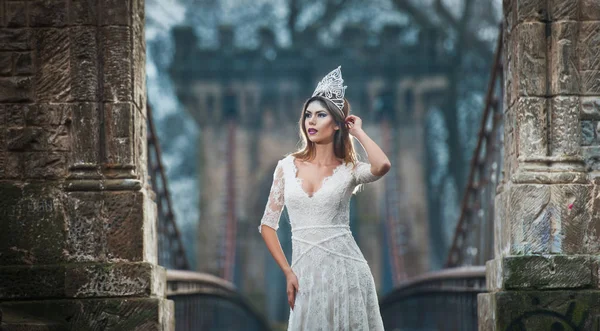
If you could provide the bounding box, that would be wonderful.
[258,66,391,330]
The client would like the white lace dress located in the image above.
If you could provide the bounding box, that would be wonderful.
[258,154,385,331]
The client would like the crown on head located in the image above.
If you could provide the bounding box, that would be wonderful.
[312,66,347,111]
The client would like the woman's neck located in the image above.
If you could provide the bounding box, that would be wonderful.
[311,143,340,166]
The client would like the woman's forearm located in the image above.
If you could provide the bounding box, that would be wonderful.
[352,129,391,176]
[261,225,293,275]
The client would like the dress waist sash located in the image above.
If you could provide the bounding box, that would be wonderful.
[290,224,365,267]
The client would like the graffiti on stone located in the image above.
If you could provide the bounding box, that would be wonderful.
[1,198,55,218]
[506,301,589,331]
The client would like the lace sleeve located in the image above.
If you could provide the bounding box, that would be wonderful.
[258,160,285,234]
[353,161,383,185]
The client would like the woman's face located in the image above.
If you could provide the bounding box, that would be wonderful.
[304,100,339,144]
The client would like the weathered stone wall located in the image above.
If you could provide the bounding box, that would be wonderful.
[0,0,173,329]
[480,0,600,329]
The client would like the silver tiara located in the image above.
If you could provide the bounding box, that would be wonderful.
[312,66,347,111]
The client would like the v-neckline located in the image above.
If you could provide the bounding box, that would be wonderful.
[291,155,345,199]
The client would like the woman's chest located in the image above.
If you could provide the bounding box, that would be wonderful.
[284,164,353,203]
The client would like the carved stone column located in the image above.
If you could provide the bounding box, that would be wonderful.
[479,0,600,329]
[0,0,173,329]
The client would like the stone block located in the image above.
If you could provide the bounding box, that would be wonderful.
[14,52,33,75]
[548,0,580,22]
[0,297,174,330]
[33,29,71,102]
[64,192,106,262]
[586,180,600,253]
[0,1,4,27]
[581,97,600,120]
[70,27,98,101]
[0,77,33,102]
[581,0,600,20]
[0,183,66,265]
[549,22,579,95]
[142,179,158,264]
[579,22,600,72]
[100,0,131,26]
[24,104,72,126]
[0,151,22,179]
[104,191,154,262]
[552,183,592,254]
[0,265,65,299]
[64,190,153,262]
[512,171,589,184]
[0,52,12,75]
[104,102,134,166]
[494,190,509,258]
[517,97,547,158]
[7,126,69,153]
[70,0,98,25]
[516,0,547,23]
[582,146,600,172]
[581,120,597,146]
[24,152,68,179]
[29,0,67,27]
[105,103,133,142]
[507,184,549,254]
[132,8,146,111]
[102,26,132,102]
[581,70,600,95]
[66,263,165,298]
[132,0,145,23]
[479,290,600,330]
[477,293,494,331]
[506,183,592,255]
[487,256,598,291]
[548,0,578,21]
[7,127,42,151]
[2,104,25,126]
[517,23,547,96]
[70,103,99,167]
[135,104,149,186]
[0,186,156,265]
[6,1,27,28]
[504,106,517,175]
[505,27,517,109]
[503,0,516,33]
[550,96,580,156]
[0,29,31,51]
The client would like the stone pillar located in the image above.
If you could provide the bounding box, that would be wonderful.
[0,0,173,329]
[479,0,600,329]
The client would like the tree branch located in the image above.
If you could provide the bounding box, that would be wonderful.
[390,0,493,59]
[288,0,299,38]
[391,0,437,30]
[289,0,349,43]
[321,0,350,26]
[433,0,493,59]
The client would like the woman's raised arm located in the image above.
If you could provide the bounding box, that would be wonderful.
[346,115,391,177]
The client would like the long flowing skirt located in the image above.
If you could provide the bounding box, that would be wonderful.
[287,231,384,331]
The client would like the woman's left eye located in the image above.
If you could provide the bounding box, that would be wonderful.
[318,113,326,118]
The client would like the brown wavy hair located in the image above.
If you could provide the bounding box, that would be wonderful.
[290,96,358,168]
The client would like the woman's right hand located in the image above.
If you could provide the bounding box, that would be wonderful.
[286,271,300,310]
